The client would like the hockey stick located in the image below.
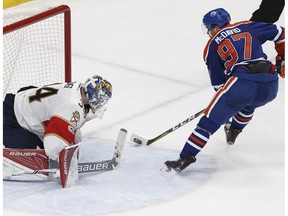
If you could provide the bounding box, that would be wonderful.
[11,169,59,176]
[79,128,127,173]
[9,128,127,177]
[11,159,119,176]
[12,159,119,176]
[130,109,205,146]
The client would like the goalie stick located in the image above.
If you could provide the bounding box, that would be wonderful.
[79,127,127,173]
[5,128,127,178]
[130,109,204,146]
[10,158,118,176]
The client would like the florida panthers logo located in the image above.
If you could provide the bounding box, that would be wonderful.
[70,111,80,126]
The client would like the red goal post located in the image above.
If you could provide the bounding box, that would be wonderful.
[3,5,71,96]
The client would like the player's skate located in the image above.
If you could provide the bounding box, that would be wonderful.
[224,121,242,145]
[164,154,196,173]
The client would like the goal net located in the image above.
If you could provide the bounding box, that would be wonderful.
[3,4,71,97]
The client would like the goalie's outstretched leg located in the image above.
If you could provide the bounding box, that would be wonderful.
[3,148,50,181]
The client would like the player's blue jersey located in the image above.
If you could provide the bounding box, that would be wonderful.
[203,21,284,90]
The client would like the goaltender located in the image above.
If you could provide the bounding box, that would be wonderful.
[3,75,112,161]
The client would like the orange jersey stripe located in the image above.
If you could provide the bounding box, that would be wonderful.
[204,76,237,117]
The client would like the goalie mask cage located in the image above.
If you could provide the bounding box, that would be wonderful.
[3,5,71,96]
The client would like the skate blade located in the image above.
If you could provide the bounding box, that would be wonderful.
[160,165,178,176]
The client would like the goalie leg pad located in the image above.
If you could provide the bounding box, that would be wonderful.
[58,144,80,188]
[3,148,49,181]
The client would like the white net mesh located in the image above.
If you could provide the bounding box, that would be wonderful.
[3,5,70,97]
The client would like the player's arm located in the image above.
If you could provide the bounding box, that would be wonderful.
[205,52,227,90]
[252,22,285,77]
[43,115,76,160]
[203,41,227,90]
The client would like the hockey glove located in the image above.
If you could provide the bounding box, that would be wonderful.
[276,55,285,78]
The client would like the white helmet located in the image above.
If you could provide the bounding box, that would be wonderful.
[83,75,112,118]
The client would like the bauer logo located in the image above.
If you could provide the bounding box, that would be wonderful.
[78,163,109,172]
[9,152,37,157]
[63,150,69,175]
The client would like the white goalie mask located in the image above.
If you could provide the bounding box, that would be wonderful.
[83,75,112,118]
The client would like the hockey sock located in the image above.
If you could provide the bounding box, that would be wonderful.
[231,109,254,130]
[180,126,210,158]
[180,116,220,158]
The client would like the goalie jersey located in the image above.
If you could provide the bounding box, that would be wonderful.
[14,82,93,160]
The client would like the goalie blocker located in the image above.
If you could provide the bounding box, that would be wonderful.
[3,128,127,188]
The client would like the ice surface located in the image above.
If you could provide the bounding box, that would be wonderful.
[3,0,285,215]
[4,140,216,215]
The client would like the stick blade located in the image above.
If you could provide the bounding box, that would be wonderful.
[130,133,148,146]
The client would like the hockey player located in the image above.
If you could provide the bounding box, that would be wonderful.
[3,75,112,162]
[164,8,285,173]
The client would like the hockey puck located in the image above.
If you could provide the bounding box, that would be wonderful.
[133,138,142,145]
